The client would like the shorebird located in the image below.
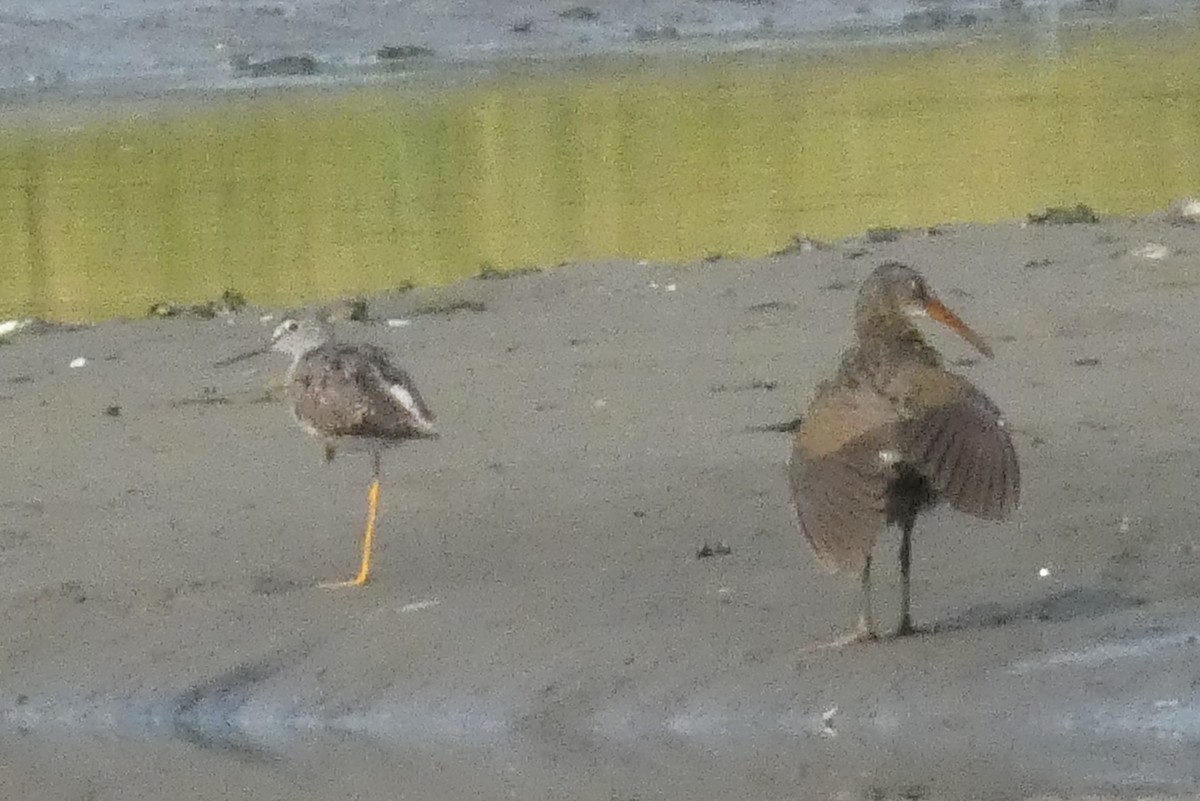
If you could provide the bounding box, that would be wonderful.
[217,318,437,588]
[789,262,1019,646]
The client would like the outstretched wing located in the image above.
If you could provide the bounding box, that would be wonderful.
[789,384,901,574]
[896,367,1019,520]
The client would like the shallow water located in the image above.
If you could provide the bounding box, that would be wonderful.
[1,21,1199,321]
[7,612,1200,799]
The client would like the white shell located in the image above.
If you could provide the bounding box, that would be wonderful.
[1131,243,1170,260]
[0,319,30,337]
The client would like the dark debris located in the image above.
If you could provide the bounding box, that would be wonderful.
[865,226,902,243]
[1028,203,1100,225]
[559,5,599,20]
[697,541,733,559]
[747,300,798,313]
[376,44,434,60]
[412,299,487,316]
[746,417,804,434]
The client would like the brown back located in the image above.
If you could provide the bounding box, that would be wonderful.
[288,343,435,441]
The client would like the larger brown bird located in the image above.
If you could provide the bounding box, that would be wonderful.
[789,262,1019,646]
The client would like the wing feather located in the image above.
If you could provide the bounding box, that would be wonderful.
[288,343,436,441]
[789,384,900,574]
[899,368,1019,520]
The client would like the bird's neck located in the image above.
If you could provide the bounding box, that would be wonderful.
[283,346,318,379]
[854,314,942,368]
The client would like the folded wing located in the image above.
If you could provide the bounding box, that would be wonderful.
[290,344,436,441]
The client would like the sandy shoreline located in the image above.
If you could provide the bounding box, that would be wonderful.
[2,211,1200,798]
[4,2,1200,796]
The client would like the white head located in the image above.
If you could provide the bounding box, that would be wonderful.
[270,318,331,358]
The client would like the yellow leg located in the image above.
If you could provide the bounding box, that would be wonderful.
[319,477,380,589]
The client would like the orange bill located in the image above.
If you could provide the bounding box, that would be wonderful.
[925,299,995,358]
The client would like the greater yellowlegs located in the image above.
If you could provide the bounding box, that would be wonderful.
[218,318,437,588]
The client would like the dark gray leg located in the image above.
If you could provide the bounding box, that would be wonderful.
[856,554,875,639]
[798,554,878,651]
[897,517,916,636]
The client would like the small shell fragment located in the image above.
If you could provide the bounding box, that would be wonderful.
[1131,243,1170,260]
[1167,196,1200,223]
[821,705,838,737]
[400,598,439,613]
[1038,567,1050,578]
[0,319,31,337]
[69,357,87,369]
[386,318,412,328]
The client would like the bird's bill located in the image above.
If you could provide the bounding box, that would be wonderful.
[924,299,995,358]
[213,346,268,368]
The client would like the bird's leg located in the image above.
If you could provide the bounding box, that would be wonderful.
[799,556,877,652]
[896,517,917,636]
[856,553,876,640]
[320,450,381,589]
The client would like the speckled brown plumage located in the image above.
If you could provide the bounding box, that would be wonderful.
[287,341,436,456]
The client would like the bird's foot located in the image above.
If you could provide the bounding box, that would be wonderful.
[893,618,930,638]
[318,575,369,589]
[798,627,878,654]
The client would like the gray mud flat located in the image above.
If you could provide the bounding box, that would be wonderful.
[1,0,1193,98]
[3,216,1200,798]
